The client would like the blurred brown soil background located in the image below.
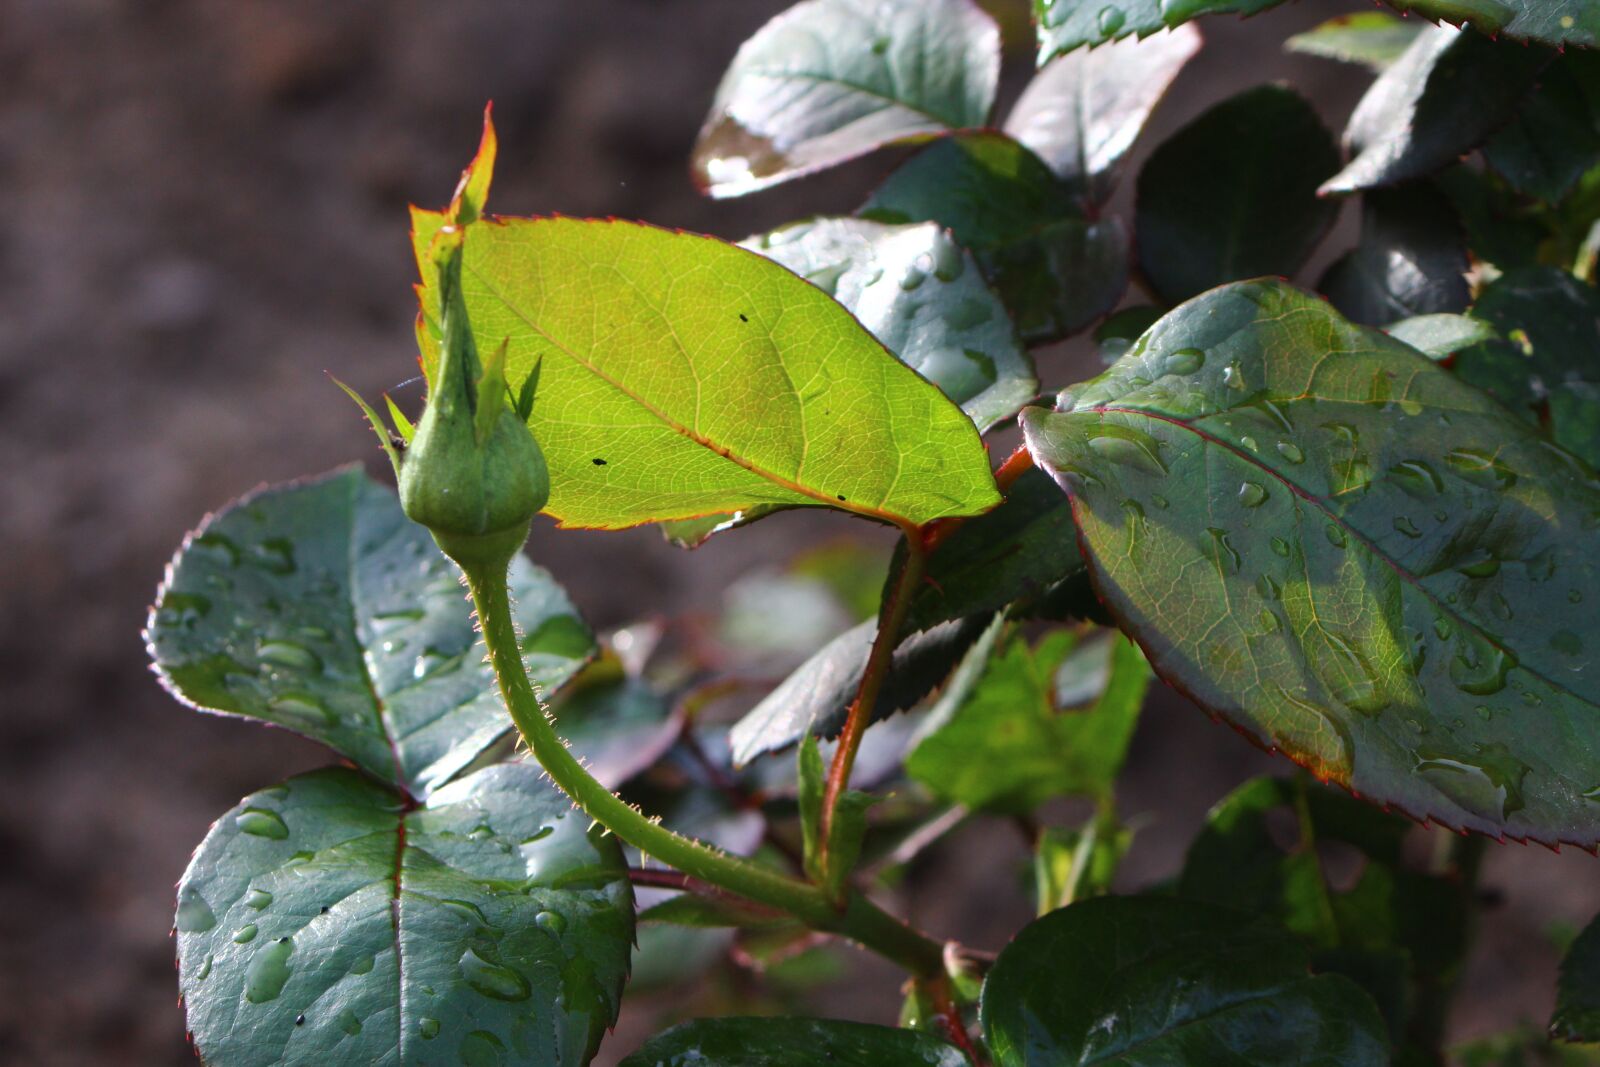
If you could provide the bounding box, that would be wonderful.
[1,1,1594,1063]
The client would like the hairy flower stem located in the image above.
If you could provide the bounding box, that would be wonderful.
[818,526,928,891]
[463,557,944,977]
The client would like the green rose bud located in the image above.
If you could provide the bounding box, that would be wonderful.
[398,225,549,571]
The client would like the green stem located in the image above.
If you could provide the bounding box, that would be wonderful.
[819,528,928,883]
[463,557,943,976]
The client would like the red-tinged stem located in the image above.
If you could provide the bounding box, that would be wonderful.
[926,974,988,1066]
[818,526,928,899]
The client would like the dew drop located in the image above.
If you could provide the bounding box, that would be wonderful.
[1256,610,1281,634]
[1163,347,1204,376]
[349,954,375,976]
[1449,641,1516,696]
[1206,527,1241,576]
[1325,524,1347,548]
[1456,550,1501,578]
[248,538,297,575]
[237,808,289,840]
[246,888,273,911]
[419,1018,442,1040]
[244,937,294,1003]
[1393,516,1421,539]
[1256,574,1281,600]
[234,924,258,944]
[1275,441,1304,464]
[257,640,322,673]
[1087,427,1168,476]
[1552,630,1584,657]
[460,946,532,1002]
[1270,537,1291,558]
[1238,482,1268,508]
[267,694,335,726]
[176,886,217,933]
[930,233,964,282]
[1150,494,1169,509]
[1414,743,1527,821]
[461,1030,508,1067]
[1222,359,1248,391]
[898,259,927,291]
[1097,4,1126,33]
[1239,434,1260,452]
[535,910,567,936]
[337,1009,362,1036]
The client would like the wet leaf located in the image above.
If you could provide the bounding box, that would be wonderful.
[728,613,992,766]
[1136,86,1339,304]
[1320,183,1471,326]
[1385,313,1496,359]
[147,467,593,797]
[862,131,1128,343]
[619,1017,967,1066]
[175,765,632,1067]
[1003,25,1201,207]
[690,0,999,197]
[1287,12,1426,71]
[1033,0,1598,61]
[1022,280,1600,846]
[1322,26,1551,196]
[744,217,1036,431]
[1453,266,1600,466]
[906,626,1150,813]
[410,212,999,531]
[1554,913,1600,1043]
[980,895,1388,1066]
[1484,52,1600,205]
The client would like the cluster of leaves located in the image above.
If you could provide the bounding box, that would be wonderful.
[147,0,1600,1063]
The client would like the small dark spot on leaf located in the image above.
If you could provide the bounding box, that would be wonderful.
[320,906,330,914]
[592,458,607,466]
[738,313,749,323]
[295,1015,306,1026]
[836,495,846,502]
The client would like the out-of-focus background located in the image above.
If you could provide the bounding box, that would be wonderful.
[2,1,1595,1063]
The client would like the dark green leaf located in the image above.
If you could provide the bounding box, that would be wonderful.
[1320,183,1470,325]
[907,627,1149,812]
[1453,266,1600,466]
[1287,12,1425,71]
[619,1017,968,1067]
[691,0,999,197]
[1385,313,1497,359]
[980,895,1389,1067]
[902,466,1084,634]
[1179,776,1474,1050]
[1484,52,1600,205]
[175,765,633,1067]
[1002,25,1201,207]
[1034,0,1598,60]
[728,613,992,765]
[1458,1026,1600,1066]
[862,131,1128,343]
[147,467,592,797]
[1136,86,1339,304]
[796,735,875,899]
[1322,26,1551,196]
[1021,280,1600,846]
[745,217,1036,430]
[1434,164,1549,272]
[410,212,1001,532]
[1553,909,1600,1042]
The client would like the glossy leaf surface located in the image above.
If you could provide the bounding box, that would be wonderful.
[1483,53,1600,205]
[619,1017,967,1067]
[147,467,592,797]
[411,214,1000,531]
[1136,86,1338,304]
[980,895,1388,1067]
[1554,913,1600,1043]
[728,613,991,766]
[1454,267,1600,467]
[1022,280,1600,845]
[176,766,633,1067]
[907,628,1149,812]
[1385,314,1496,360]
[1322,26,1550,196]
[691,0,999,197]
[1033,0,1597,59]
[1320,183,1470,326]
[744,217,1036,430]
[862,131,1128,343]
[1003,25,1200,207]
[1287,12,1425,71]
